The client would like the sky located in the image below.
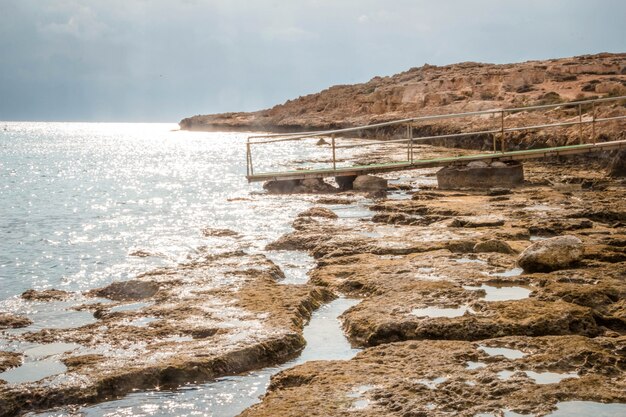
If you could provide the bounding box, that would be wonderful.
[0,0,625,122]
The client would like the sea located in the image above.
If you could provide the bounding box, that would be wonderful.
[0,122,365,416]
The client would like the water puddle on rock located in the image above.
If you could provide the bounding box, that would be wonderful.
[466,361,486,370]
[411,306,473,318]
[464,284,531,302]
[7,300,97,334]
[0,342,79,384]
[488,267,524,278]
[548,401,626,416]
[347,384,376,410]
[332,200,374,219]
[122,317,158,327]
[455,257,487,265]
[497,370,578,384]
[479,346,526,359]
[38,297,361,417]
[475,410,526,417]
[265,250,316,285]
[417,376,448,389]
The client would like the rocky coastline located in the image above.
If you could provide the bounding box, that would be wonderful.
[180,53,626,150]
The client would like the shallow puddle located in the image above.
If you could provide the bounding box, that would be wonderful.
[8,300,97,333]
[548,401,626,416]
[347,384,376,410]
[488,267,524,278]
[36,297,362,417]
[123,317,158,327]
[466,361,486,370]
[417,376,448,389]
[479,346,525,359]
[455,258,487,265]
[464,284,531,302]
[497,370,578,384]
[0,342,79,384]
[412,306,473,318]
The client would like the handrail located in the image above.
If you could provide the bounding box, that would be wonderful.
[245,95,626,178]
[248,95,626,144]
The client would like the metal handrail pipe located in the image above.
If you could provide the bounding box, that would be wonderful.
[334,128,502,149]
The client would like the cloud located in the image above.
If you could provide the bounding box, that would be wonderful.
[358,14,370,24]
[262,26,319,42]
[38,4,109,40]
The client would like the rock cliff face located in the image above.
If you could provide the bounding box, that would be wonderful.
[180,53,626,139]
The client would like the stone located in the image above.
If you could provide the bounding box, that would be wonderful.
[437,161,524,190]
[0,313,32,329]
[467,161,489,168]
[92,280,160,301]
[296,178,337,193]
[490,161,508,168]
[608,149,626,177]
[473,239,515,254]
[353,175,388,192]
[517,235,584,273]
[449,216,505,228]
[263,179,300,194]
[201,228,240,237]
[487,187,512,196]
[316,138,329,146]
[297,207,338,219]
[21,289,71,301]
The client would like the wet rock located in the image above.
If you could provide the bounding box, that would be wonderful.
[295,178,337,193]
[335,175,357,191]
[0,351,22,373]
[517,235,584,273]
[297,207,338,219]
[201,227,240,237]
[263,179,300,194]
[0,313,32,329]
[129,250,154,257]
[316,138,329,146]
[473,239,515,254]
[467,161,489,168]
[353,175,388,192]
[315,196,355,205]
[21,289,71,301]
[240,336,626,417]
[608,149,626,177]
[92,280,160,301]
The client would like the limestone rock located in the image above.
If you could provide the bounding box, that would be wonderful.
[202,228,240,237]
[0,313,32,330]
[449,216,505,228]
[296,178,337,193]
[352,175,388,192]
[437,162,524,190]
[92,280,160,301]
[517,235,584,272]
[263,179,300,194]
[467,161,489,168]
[473,239,515,254]
[297,207,338,219]
[21,289,71,301]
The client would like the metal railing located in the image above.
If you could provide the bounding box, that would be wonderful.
[246,95,626,178]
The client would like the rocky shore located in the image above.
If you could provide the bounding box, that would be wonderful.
[180,53,626,149]
[240,154,626,416]
[1,142,625,415]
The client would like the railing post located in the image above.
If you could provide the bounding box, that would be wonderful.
[246,141,254,176]
[410,124,414,163]
[500,110,505,153]
[578,104,583,144]
[591,101,596,144]
[406,123,411,163]
[331,134,336,171]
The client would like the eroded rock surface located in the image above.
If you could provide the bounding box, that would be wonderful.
[517,235,584,272]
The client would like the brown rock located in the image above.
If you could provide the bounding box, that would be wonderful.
[0,313,32,329]
[21,289,71,301]
[517,235,584,272]
[473,239,515,254]
[297,207,338,219]
[91,280,160,301]
[353,175,388,192]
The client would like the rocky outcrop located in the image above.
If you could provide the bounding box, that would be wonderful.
[0,313,32,329]
[437,161,524,190]
[608,149,626,177]
[180,53,626,150]
[517,235,584,272]
[352,175,388,192]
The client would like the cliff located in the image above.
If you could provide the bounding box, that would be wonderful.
[180,53,626,145]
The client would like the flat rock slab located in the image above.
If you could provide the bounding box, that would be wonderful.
[240,336,626,417]
[437,162,524,190]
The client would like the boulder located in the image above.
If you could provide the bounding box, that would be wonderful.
[352,175,388,192]
[263,179,300,194]
[296,178,337,193]
[608,149,626,177]
[517,235,584,272]
[473,239,515,254]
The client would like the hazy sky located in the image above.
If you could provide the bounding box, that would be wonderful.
[1,0,625,122]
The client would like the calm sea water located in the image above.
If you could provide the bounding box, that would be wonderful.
[0,122,328,302]
[1,122,363,416]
